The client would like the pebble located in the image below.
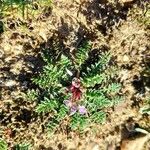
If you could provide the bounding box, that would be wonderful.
[123,55,129,62]
[86,142,100,150]
[0,49,4,58]
[120,0,134,3]
[92,144,100,150]
[5,80,17,87]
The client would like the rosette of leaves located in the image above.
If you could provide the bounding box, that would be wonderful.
[70,48,122,131]
[32,41,122,132]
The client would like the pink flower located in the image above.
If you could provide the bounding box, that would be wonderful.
[78,105,87,115]
[64,100,78,116]
[70,78,82,101]
[71,78,81,88]
[70,86,82,100]
[64,100,72,107]
[70,105,78,116]
[64,100,87,116]
[63,78,86,116]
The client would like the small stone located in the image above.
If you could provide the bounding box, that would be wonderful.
[0,49,4,58]
[86,142,100,150]
[67,141,76,150]
[120,0,134,3]
[123,55,129,62]
[119,70,129,82]
[13,45,23,55]
[92,144,100,150]
[5,80,17,87]
[3,44,12,53]
[139,46,146,51]
[39,30,47,41]
[5,56,13,62]
[131,50,137,56]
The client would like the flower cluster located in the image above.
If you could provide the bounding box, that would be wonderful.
[64,78,87,116]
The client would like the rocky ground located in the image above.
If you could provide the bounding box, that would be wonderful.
[0,0,150,149]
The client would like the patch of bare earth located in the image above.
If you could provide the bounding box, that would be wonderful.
[0,0,149,149]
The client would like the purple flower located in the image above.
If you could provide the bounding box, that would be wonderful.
[70,105,78,116]
[64,100,72,107]
[64,100,77,116]
[64,100,87,116]
[78,105,87,115]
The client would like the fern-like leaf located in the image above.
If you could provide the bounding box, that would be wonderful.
[56,105,68,121]
[14,143,31,150]
[86,90,112,110]
[75,41,91,68]
[0,139,7,150]
[70,113,89,131]
[90,111,106,123]
[36,97,58,113]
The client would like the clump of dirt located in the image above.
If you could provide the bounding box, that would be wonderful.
[0,0,150,149]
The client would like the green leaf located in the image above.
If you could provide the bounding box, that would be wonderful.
[36,97,58,113]
[47,121,58,133]
[86,90,112,110]
[76,41,91,68]
[56,105,68,121]
[140,106,150,115]
[90,112,106,124]
[104,83,121,93]
[14,143,31,150]
[0,139,7,150]
[70,114,89,131]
